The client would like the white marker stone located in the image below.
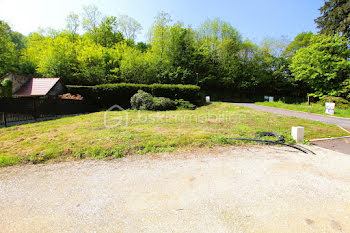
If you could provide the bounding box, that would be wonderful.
[291,126,304,143]
[206,96,210,103]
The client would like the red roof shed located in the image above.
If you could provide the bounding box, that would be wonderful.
[13,78,65,97]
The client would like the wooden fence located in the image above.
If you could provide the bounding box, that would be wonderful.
[0,98,97,126]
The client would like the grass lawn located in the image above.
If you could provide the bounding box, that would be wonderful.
[256,101,350,118]
[0,102,348,167]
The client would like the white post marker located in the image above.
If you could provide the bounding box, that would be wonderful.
[269,96,274,102]
[291,126,304,143]
[325,102,335,115]
[206,96,210,103]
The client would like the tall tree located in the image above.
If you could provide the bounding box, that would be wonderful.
[96,16,124,47]
[0,21,17,77]
[149,11,172,58]
[82,5,101,34]
[66,13,80,42]
[260,36,290,58]
[284,32,314,57]
[315,0,350,39]
[290,35,350,97]
[117,15,142,41]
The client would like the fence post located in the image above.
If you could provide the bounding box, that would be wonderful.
[3,112,7,127]
[33,98,37,121]
[55,98,58,118]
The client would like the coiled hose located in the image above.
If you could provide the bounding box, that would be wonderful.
[219,132,315,155]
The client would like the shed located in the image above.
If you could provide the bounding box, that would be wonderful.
[1,73,66,98]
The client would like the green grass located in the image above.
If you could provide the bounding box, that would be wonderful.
[0,102,348,167]
[256,101,350,118]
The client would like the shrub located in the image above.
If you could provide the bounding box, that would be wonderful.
[153,97,176,111]
[174,99,196,110]
[130,90,176,111]
[67,83,202,109]
[317,96,350,109]
[130,90,154,110]
[0,78,12,98]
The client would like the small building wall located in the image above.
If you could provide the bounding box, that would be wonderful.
[2,73,31,93]
[47,82,66,96]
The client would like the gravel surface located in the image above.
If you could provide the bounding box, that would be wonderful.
[0,145,349,233]
[232,103,350,130]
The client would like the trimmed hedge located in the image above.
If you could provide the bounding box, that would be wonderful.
[67,83,203,109]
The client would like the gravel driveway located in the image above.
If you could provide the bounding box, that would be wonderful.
[0,146,349,233]
[233,103,350,130]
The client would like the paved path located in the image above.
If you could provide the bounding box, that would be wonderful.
[312,137,350,155]
[0,146,349,232]
[233,103,350,131]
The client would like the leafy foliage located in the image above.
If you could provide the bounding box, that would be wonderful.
[317,96,350,109]
[290,35,350,98]
[130,90,177,111]
[174,99,196,110]
[315,0,350,39]
[0,78,13,98]
[152,97,176,111]
[0,21,17,77]
[0,4,349,102]
[284,32,314,57]
[130,90,154,110]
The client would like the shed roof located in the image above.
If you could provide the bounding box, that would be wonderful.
[14,78,60,97]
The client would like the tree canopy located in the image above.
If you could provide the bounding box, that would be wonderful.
[0,21,17,77]
[0,4,349,101]
[315,0,350,39]
[290,35,350,97]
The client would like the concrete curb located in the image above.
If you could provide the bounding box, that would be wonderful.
[310,135,350,142]
[337,125,350,133]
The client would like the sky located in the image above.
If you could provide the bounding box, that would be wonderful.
[0,0,324,44]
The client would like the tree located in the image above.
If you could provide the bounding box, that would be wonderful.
[0,21,17,77]
[135,42,150,52]
[196,18,245,89]
[117,15,142,41]
[36,35,76,82]
[96,16,124,47]
[197,18,242,59]
[315,0,350,39]
[66,13,80,42]
[76,38,106,85]
[149,11,172,58]
[82,4,102,40]
[260,36,290,58]
[290,35,350,97]
[284,32,314,57]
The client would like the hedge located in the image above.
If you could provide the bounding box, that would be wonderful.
[67,83,203,109]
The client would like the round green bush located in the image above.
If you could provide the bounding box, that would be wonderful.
[130,90,154,110]
[153,97,176,111]
[130,90,177,111]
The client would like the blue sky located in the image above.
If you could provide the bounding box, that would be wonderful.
[0,0,324,44]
